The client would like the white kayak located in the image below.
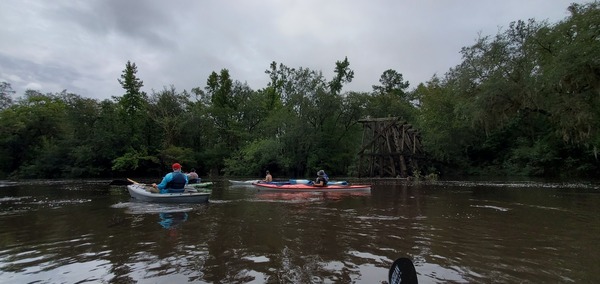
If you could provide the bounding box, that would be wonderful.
[127,184,210,204]
[229,180,261,185]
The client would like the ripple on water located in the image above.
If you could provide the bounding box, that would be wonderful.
[0,234,119,283]
[470,205,510,211]
[0,196,92,214]
[433,180,600,190]
[110,202,194,214]
[0,196,30,202]
[242,255,270,263]
[416,261,470,283]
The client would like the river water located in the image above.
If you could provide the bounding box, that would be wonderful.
[0,179,598,283]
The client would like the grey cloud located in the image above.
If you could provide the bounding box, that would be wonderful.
[0,0,586,100]
[47,0,177,49]
[0,53,87,96]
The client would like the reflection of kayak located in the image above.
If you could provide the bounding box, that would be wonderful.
[127,184,210,203]
[253,182,371,192]
[159,212,188,229]
[189,182,214,188]
[257,190,371,201]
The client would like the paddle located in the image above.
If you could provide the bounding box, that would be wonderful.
[126,178,161,193]
[108,179,134,185]
[389,257,418,284]
[127,178,140,184]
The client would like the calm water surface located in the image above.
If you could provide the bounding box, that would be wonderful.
[0,179,599,283]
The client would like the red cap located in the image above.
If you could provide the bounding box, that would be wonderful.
[172,163,181,170]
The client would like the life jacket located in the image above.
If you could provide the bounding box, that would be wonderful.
[316,176,328,186]
[167,172,186,189]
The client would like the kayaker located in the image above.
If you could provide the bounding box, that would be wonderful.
[314,170,328,187]
[152,163,189,193]
[187,168,200,184]
[322,170,329,182]
[263,170,273,182]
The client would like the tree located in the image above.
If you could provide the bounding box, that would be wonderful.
[372,69,410,97]
[535,2,600,146]
[148,85,189,148]
[111,61,153,173]
[0,82,15,110]
[329,57,354,95]
[0,91,70,178]
[413,77,476,168]
[116,61,146,117]
[367,69,415,121]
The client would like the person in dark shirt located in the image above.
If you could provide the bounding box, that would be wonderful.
[314,170,328,187]
[187,168,200,184]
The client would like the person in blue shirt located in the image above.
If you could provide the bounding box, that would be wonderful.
[152,163,189,193]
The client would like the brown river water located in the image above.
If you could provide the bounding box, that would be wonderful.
[0,178,599,283]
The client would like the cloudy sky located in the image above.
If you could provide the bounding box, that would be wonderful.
[0,0,587,101]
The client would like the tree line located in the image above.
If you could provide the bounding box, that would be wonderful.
[0,2,598,179]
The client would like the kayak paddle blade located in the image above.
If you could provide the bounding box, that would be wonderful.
[389,257,417,284]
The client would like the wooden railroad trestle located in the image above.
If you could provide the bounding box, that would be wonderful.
[357,117,424,178]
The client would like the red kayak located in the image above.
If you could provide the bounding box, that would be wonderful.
[253,182,371,192]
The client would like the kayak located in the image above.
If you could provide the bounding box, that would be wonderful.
[229,180,261,185]
[252,182,371,192]
[127,184,210,204]
[230,179,349,187]
[288,179,348,185]
[189,182,214,188]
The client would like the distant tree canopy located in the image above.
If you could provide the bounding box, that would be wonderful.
[0,2,598,179]
[413,1,600,176]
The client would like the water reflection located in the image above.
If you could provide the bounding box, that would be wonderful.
[255,190,371,202]
[110,202,196,231]
[1,179,599,283]
[158,212,188,230]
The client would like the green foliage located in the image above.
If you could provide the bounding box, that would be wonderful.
[114,61,149,150]
[112,148,159,172]
[148,86,189,148]
[502,137,561,176]
[413,77,475,165]
[414,2,600,177]
[223,139,283,176]
[157,146,195,170]
[1,3,598,179]
[329,56,354,95]
[367,69,416,121]
[19,137,71,178]
[372,69,410,97]
[116,61,146,116]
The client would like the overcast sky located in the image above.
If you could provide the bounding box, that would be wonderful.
[0,0,588,101]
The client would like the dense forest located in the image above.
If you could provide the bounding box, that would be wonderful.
[0,2,598,180]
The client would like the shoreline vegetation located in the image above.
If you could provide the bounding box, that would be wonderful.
[0,2,598,180]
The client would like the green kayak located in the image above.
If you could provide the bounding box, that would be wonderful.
[189,182,214,188]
